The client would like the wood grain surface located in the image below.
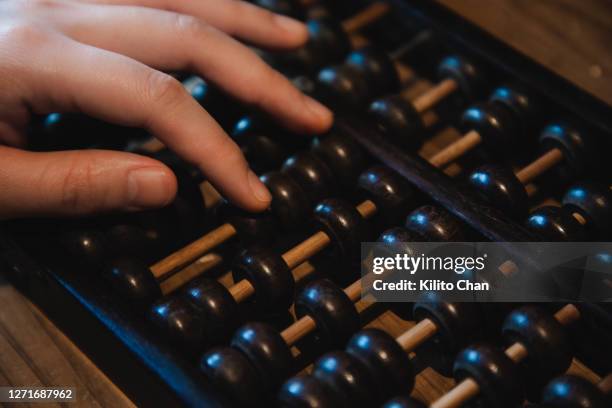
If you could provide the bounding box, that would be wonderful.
[439,0,612,107]
[0,277,134,408]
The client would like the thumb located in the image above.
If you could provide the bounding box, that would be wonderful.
[0,146,177,219]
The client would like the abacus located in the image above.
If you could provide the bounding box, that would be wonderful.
[1,0,610,407]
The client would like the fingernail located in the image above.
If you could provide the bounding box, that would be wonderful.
[274,14,307,35]
[248,170,272,204]
[127,168,172,207]
[304,95,333,123]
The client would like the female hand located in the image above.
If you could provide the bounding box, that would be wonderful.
[0,0,333,219]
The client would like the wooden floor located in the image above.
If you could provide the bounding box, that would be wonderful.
[0,1,610,406]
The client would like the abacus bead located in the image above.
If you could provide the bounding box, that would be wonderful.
[313,351,375,407]
[295,279,360,348]
[216,203,277,246]
[254,0,302,18]
[453,344,523,408]
[489,85,538,134]
[539,124,589,176]
[278,376,343,408]
[59,228,108,267]
[405,205,466,241]
[413,295,481,353]
[311,133,368,189]
[261,172,311,229]
[312,199,369,264]
[563,182,612,238]
[502,307,573,395]
[184,278,239,345]
[346,329,414,401]
[102,258,161,306]
[525,206,587,241]
[282,152,335,203]
[201,347,266,407]
[368,95,425,151]
[541,375,608,408]
[358,166,418,227]
[232,247,295,311]
[460,102,521,156]
[382,396,427,408]
[105,224,161,262]
[149,296,204,352]
[231,322,294,392]
[317,65,370,111]
[344,47,399,97]
[437,55,483,101]
[468,165,528,219]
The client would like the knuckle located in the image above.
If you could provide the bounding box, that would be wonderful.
[0,23,50,48]
[143,71,187,109]
[173,14,206,38]
[58,155,99,212]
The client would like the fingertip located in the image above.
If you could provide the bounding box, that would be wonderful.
[126,165,178,209]
[303,95,334,133]
[273,14,309,46]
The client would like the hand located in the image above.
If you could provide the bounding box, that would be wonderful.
[0,0,333,219]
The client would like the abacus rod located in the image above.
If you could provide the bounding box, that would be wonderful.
[429,130,482,168]
[229,200,378,303]
[160,253,223,295]
[429,303,582,408]
[412,78,458,114]
[150,223,237,279]
[515,148,564,184]
[395,319,439,351]
[598,372,612,393]
[341,2,391,34]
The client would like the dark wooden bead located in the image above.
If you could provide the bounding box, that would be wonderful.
[344,47,399,97]
[437,55,484,101]
[183,278,239,346]
[254,0,302,18]
[525,206,587,241]
[459,102,522,157]
[261,172,311,230]
[313,351,376,407]
[562,182,612,238]
[489,85,538,136]
[382,396,427,408]
[282,152,335,203]
[468,165,528,219]
[357,166,419,227]
[541,375,608,408]
[280,18,351,75]
[200,347,266,407]
[311,132,368,189]
[539,124,590,177]
[278,375,343,408]
[149,296,205,352]
[59,228,109,268]
[295,279,360,348]
[231,116,293,172]
[405,205,466,241]
[368,95,425,151]
[217,202,277,246]
[346,329,414,402]
[413,294,481,353]
[188,78,238,130]
[502,307,573,397]
[232,247,295,311]
[102,258,161,307]
[105,224,163,263]
[231,322,294,393]
[312,199,370,266]
[453,344,523,408]
[316,64,370,111]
